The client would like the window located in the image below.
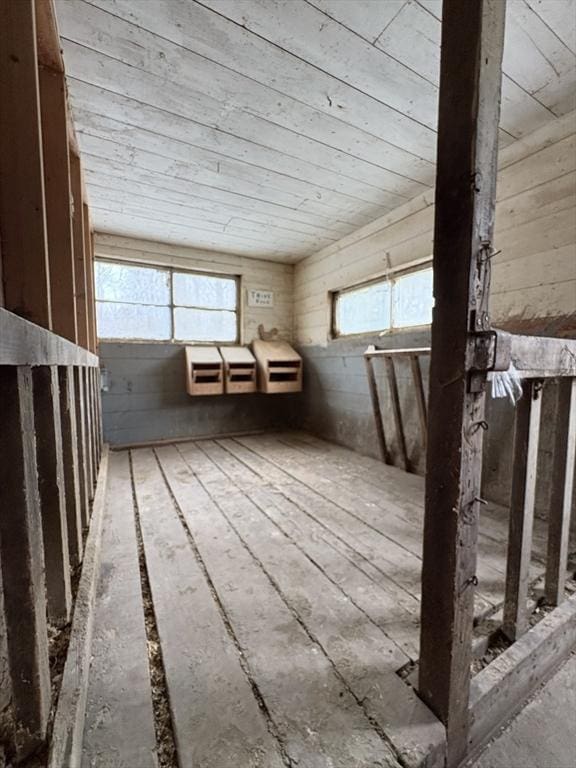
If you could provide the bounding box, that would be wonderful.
[333,266,433,337]
[95,260,239,343]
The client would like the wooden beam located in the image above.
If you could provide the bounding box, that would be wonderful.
[74,366,90,529]
[385,356,408,471]
[545,378,576,605]
[364,355,390,464]
[58,366,83,567]
[34,0,63,72]
[70,151,89,348]
[0,366,51,756]
[83,204,97,353]
[32,365,72,625]
[38,64,77,343]
[0,307,99,367]
[503,380,542,641]
[0,0,52,329]
[418,1,506,765]
[410,355,427,450]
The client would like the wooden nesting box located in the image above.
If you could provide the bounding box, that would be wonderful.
[252,340,302,394]
[220,346,257,394]
[185,346,223,396]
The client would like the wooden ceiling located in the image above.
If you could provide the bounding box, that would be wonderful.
[55,0,576,263]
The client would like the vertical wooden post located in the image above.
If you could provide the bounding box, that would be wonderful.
[545,378,576,605]
[0,366,51,754]
[38,64,77,343]
[74,366,89,528]
[84,206,97,353]
[0,0,52,328]
[58,365,83,567]
[32,365,72,625]
[418,1,506,764]
[96,366,104,454]
[83,366,95,498]
[364,356,390,464]
[70,150,89,348]
[410,355,428,450]
[503,380,542,640]
[385,356,408,471]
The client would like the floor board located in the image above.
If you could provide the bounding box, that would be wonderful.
[81,432,554,767]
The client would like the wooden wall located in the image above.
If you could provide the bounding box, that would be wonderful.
[93,234,296,446]
[94,233,294,343]
[294,110,576,346]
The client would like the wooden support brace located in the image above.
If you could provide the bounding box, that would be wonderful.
[0,366,51,755]
[410,355,428,450]
[32,365,72,626]
[83,366,95,499]
[70,151,89,349]
[364,355,390,464]
[545,378,576,605]
[385,356,408,471]
[74,366,89,529]
[58,365,83,567]
[418,1,506,764]
[38,64,77,343]
[503,380,542,641]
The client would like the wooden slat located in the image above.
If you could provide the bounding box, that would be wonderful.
[84,204,97,353]
[364,355,390,463]
[545,378,576,605]
[0,0,52,329]
[70,150,89,349]
[74,366,89,529]
[155,442,391,766]
[38,64,77,343]
[32,365,71,625]
[131,447,285,768]
[34,0,64,72]
[83,367,95,498]
[0,307,99,367]
[385,356,409,472]
[503,380,543,641]
[410,355,428,449]
[58,366,83,567]
[0,366,51,756]
[190,440,447,768]
[81,451,157,768]
[417,1,506,764]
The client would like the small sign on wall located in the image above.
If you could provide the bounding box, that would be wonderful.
[247,289,274,308]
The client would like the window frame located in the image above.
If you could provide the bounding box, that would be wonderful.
[95,258,241,345]
[331,262,433,339]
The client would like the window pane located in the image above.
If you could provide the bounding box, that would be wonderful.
[173,271,236,310]
[336,281,391,335]
[392,268,433,328]
[174,307,237,342]
[96,302,171,340]
[95,261,170,305]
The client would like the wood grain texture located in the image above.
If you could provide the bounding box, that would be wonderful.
[503,381,543,641]
[0,0,52,328]
[418,3,506,764]
[53,0,575,260]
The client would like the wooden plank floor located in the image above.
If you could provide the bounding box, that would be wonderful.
[83,431,551,768]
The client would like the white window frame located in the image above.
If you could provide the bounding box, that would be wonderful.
[332,263,433,338]
[95,258,241,344]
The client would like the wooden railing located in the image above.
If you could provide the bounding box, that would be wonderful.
[0,308,103,761]
[364,345,431,471]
